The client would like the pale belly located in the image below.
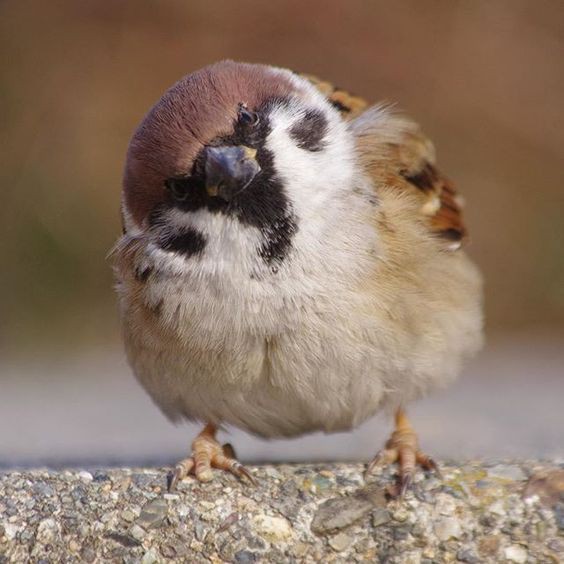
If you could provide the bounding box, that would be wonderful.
[125,285,481,438]
[127,322,386,438]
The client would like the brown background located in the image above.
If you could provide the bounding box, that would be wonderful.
[0,1,563,464]
[2,0,564,352]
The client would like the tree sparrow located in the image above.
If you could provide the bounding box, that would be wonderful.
[112,61,483,495]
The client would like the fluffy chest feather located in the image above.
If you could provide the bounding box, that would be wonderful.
[117,183,482,439]
[133,182,379,346]
[118,185,397,435]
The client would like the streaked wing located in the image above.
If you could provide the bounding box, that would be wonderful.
[351,106,467,249]
[300,73,369,119]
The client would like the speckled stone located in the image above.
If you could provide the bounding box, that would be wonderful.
[456,546,481,563]
[328,532,354,552]
[310,483,386,534]
[504,544,528,563]
[0,461,561,563]
[487,464,527,482]
[554,503,564,531]
[434,516,462,541]
[252,514,293,542]
[136,498,168,530]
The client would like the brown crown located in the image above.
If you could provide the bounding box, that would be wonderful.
[123,61,296,226]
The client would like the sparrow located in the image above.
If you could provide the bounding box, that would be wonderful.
[112,61,483,495]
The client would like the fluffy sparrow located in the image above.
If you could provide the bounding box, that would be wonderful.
[112,61,483,494]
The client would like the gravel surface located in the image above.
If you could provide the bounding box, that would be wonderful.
[1,461,563,563]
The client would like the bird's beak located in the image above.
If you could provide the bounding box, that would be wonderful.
[204,145,261,200]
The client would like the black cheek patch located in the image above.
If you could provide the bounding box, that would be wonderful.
[289,109,328,152]
[158,228,207,258]
[259,215,298,267]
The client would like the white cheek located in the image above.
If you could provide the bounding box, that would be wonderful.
[265,105,355,218]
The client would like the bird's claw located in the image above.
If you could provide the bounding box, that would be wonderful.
[399,471,413,497]
[366,410,441,498]
[230,460,257,486]
[166,470,177,492]
[167,458,195,491]
[365,448,396,479]
[368,450,441,498]
[166,431,256,490]
[416,452,442,478]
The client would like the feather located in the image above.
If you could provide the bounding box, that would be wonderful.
[300,74,467,249]
[350,106,467,249]
[299,73,368,118]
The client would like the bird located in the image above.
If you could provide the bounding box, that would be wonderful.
[112,60,483,495]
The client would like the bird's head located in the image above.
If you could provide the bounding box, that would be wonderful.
[122,61,356,270]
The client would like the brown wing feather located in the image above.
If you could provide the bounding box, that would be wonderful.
[300,73,466,247]
[402,163,467,244]
[350,106,467,249]
[300,73,368,119]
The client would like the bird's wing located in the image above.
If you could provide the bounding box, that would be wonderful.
[300,73,369,118]
[350,106,467,249]
[302,74,466,249]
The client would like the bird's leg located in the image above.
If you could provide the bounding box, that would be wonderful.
[366,408,440,496]
[167,423,255,491]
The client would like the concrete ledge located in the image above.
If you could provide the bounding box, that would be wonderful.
[1,461,563,562]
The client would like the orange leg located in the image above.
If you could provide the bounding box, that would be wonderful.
[167,423,255,491]
[366,408,440,497]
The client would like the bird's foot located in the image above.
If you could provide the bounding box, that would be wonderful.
[365,409,440,497]
[167,424,256,491]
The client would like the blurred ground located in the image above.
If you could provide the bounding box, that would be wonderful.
[1,1,563,465]
[2,332,562,467]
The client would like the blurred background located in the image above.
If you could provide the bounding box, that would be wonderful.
[1,0,563,467]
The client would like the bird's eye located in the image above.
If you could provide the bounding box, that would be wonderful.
[165,178,190,201]
[238,105,260,127]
